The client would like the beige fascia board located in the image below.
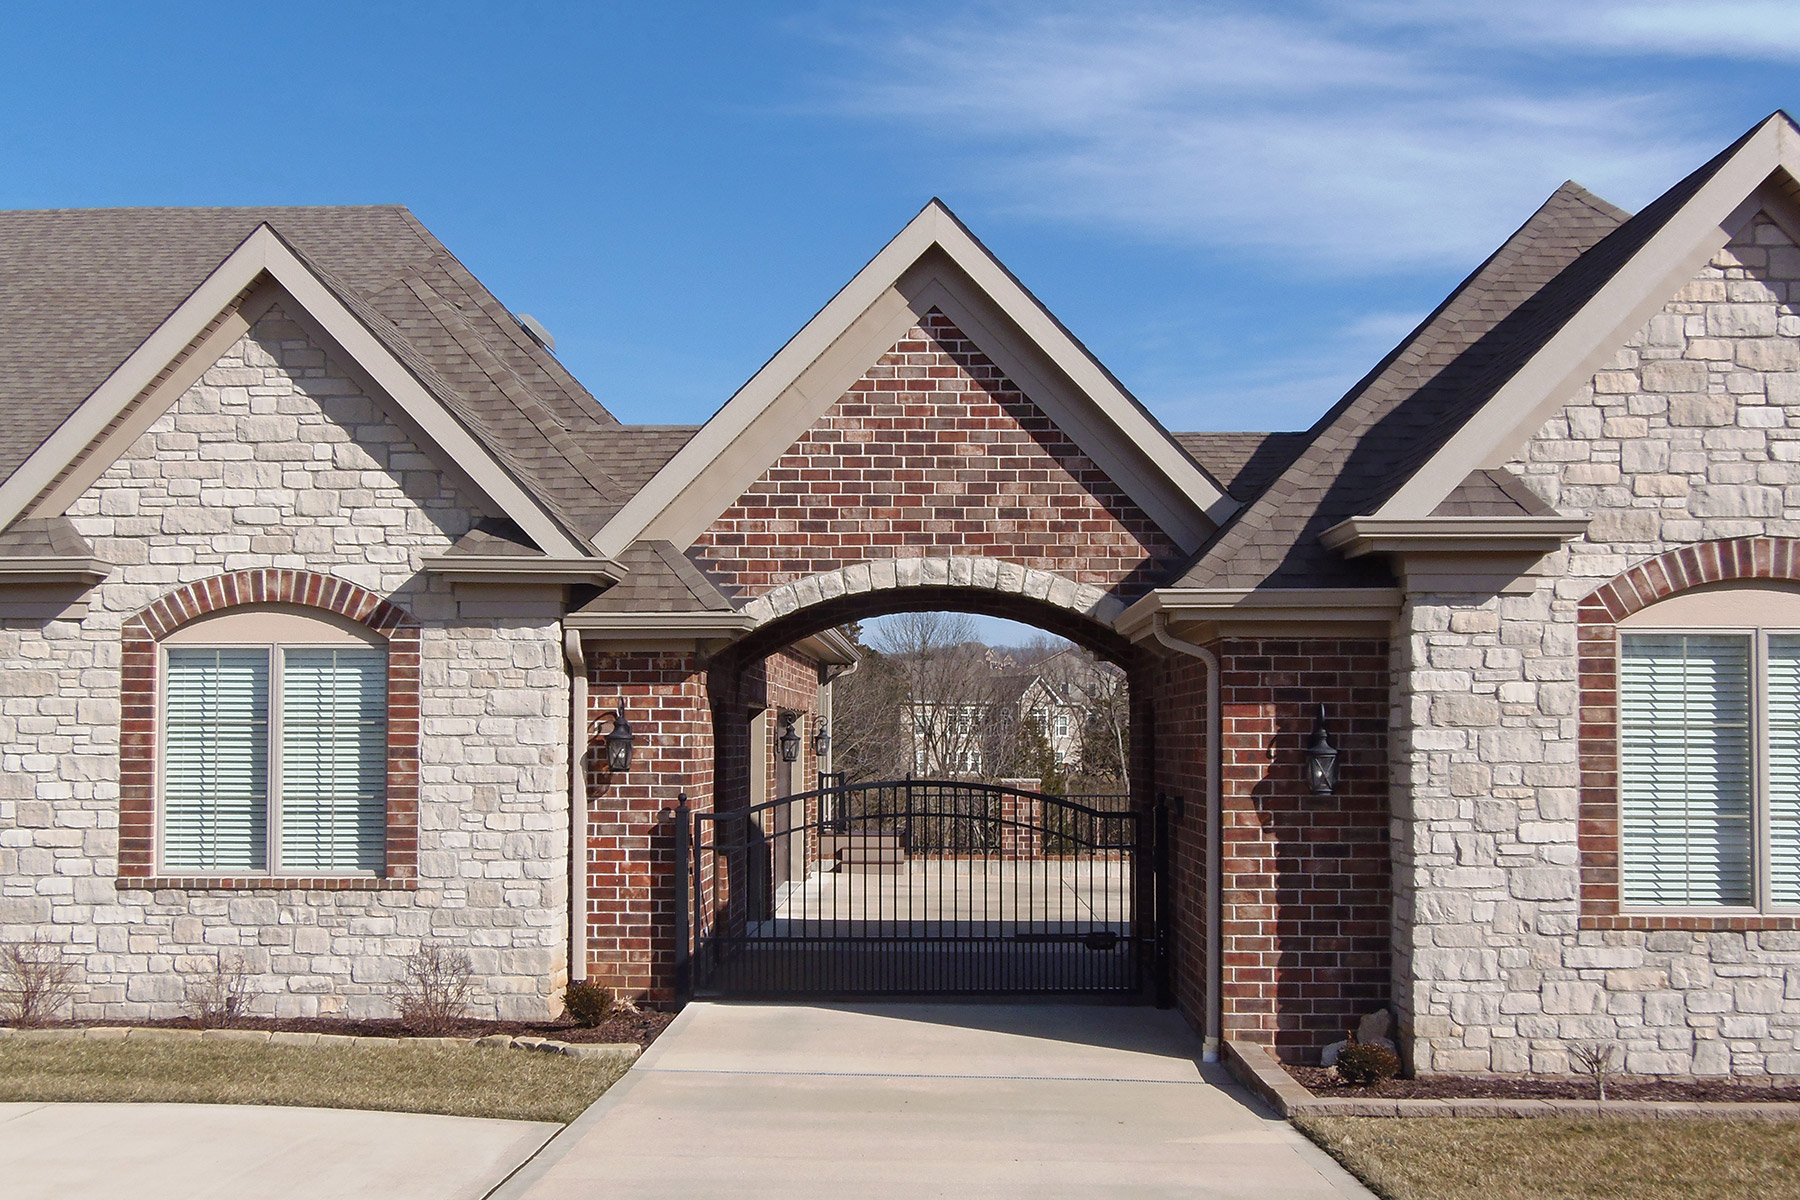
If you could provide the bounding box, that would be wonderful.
[0,224,596,563]
[565,610,755,637]
[1376,116,1799,520]
[1115,587,1403,637]
[593,210,945,560]
[420,555,623,585]
[26,288,277,518]
[1321,515,1590,558]
[628,285,924,553]
[0,228,282,531]
[905,268,1213,554]
[913,210,1235,526]
[251,231,592,560]
[0,557,112,586]
[594,199,1234,559]
[791,626,862,667]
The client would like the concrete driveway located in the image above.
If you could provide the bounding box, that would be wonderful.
[495,1002,1373,1200]
[0,1101,556,1200]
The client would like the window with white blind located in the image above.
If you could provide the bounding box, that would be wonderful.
[1618,590,1800,910]
[161,608,387,874]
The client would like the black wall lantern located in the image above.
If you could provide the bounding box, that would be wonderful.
[1305,704,1339,796]
[778,712,802,763]
[598,708,634,773]
[812,720,831,760]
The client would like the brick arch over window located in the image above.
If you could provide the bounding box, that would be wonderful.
[117,569,421,890]
[1577,537,1800,931]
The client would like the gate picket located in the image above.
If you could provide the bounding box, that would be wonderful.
[687,778,1148,998]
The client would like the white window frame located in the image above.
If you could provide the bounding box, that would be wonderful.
[1617,610,1800,915]
[157,606,387,878]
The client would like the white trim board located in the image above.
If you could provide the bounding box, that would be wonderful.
[0,224,595,561]
[1378,114,1800,520]
[593,200,1235,561]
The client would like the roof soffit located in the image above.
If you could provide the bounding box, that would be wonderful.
[1377,112,1800,519]
[0,224,597,560]
[593,200,1236,560]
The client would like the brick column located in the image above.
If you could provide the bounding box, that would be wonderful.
[1215,637,1391,1063]
[585,650,713,1004]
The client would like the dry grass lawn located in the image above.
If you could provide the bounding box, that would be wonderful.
[0,1039,627,1123]
[1298,1115,1800,1200]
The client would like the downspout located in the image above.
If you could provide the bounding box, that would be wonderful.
[1152,613,1222,1064]
[563,629,588,985]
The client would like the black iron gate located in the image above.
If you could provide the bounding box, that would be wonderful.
[674,779,1164,999]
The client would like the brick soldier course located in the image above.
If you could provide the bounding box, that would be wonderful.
[4,115,1800,1080]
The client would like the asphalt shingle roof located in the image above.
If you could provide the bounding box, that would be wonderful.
[1175,119,1760,591]
[573,540,735,613]
[1172,432,1312,503]
[0,206,632,544]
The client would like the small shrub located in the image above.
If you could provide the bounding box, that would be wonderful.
[183,951,255,1028]
[1570,1040,1618,1108]
[1335,1040,1400,1086]
[394,945,475,1036]
[563,979,614,1027]
[0,932,80,1028]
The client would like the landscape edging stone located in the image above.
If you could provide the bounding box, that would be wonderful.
[1224,1039,1800,1121]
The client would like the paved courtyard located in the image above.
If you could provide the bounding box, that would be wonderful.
[494,1002,1374,1200]
[771,858,1134,934]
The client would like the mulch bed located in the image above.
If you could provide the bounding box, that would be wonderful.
[39,1008,675,1047]
[1287,1063,1800,1104]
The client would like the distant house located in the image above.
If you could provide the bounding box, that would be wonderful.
[905,648,1118,780]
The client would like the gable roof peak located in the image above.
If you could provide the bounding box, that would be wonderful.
[591,197,1236,561]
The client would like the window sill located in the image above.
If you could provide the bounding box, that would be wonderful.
[116,875,418,892]
[1584,912,1800,932]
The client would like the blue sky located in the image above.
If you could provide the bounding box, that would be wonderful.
[5,3,1796,644]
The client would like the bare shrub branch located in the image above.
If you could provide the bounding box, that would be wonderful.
[1570,1041,1618,1109]
[394,945,475,1036]
[182,951,255,1028]
[0,932,81,1028]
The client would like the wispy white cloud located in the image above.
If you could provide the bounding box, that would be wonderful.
[819,2,1751,271]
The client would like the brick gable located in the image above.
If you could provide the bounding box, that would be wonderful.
[690,311,1181,601]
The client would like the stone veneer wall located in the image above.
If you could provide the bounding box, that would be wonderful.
[1396,214,1800,1075]
[0,305,569,1021]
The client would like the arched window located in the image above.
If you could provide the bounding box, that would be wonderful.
[160,605,388,874]
[1616,585,1800,910]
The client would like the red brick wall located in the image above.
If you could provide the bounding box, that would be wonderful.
[1149,653,1211,1024]
[583,648,822,1003]
[584,650,713,1002]
[117,569,420,890]
[1578,536,1800,932]
[690,310,1180,602]
[758,649,824,800]
[1213,637,1390,1062]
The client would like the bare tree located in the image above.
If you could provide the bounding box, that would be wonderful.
[830,645,911,782]
[1076,660,1130,790]
[874,612,1001,777]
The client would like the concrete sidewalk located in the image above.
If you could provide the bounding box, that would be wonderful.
[0,1101,557,1200]
[495,1002,1374,1200]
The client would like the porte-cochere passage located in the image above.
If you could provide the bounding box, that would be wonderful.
[674,778,1171,1000]
[570,199,1393,1061]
